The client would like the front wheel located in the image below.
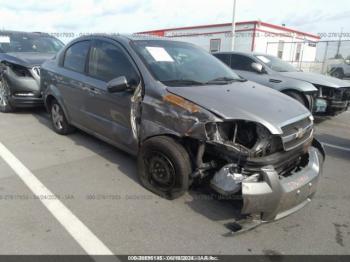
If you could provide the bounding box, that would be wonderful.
[0,77,14,113]
[284,91,310,110]
[137,136,192,200]
[50,100,75,135]
[331,69,344,79]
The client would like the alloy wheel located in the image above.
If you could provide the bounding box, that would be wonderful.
[51,104,64,130]
[0,79,9,107]
[333,72,340,78]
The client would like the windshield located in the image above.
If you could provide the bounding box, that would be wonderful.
[0,34,64,53]
[132,40,242,86]
[255,55,298,72]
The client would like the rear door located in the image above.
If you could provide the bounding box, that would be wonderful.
[83,38,141,151]
[58,40,91,126]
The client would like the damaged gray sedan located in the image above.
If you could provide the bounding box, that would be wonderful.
[40,35,325,224]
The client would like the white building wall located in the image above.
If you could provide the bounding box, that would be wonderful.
[172,32,230,52]
[257,24,318,62]
[234,31,253,52]
[163,23,255,52]
[172,31,253,53]
[149,22,319,62]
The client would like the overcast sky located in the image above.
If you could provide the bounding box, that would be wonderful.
[0,0,349,41]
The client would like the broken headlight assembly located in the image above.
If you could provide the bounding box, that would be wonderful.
[203,121,285,196]
[9,63,33,78]
[205,120,283,159]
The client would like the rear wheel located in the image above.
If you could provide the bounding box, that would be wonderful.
[284,91,309,110]
[0,76,14,113]
[331,68,344,79]
[50,100,75,135]
[138,136,192,200]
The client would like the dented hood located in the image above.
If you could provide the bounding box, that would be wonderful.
[280,71,350,88]
[166,80,310,134]
[0,52,55,67]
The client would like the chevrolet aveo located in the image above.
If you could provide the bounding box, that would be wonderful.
[40,34,325,228]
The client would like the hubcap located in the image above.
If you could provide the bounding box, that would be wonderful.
[51,104,64,130]
[146,152,176,190]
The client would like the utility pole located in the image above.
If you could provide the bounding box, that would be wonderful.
[231,0,237,51]
[335,27,343,58]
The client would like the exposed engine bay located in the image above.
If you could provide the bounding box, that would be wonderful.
[184,116,324,223]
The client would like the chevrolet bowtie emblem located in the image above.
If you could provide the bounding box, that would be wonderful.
[296,128,305,139]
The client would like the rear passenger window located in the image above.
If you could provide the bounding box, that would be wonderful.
[63,41,90,73]
[88,41,139,83]
[230,54,256,72]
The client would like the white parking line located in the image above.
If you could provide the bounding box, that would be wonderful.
[0,142,114,256]
[322,142,350,152]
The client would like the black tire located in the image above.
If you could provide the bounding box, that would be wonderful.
[50,99,75,135]
[0,76,14,113]
[138,136,192,200]
[284,91,309,109]
[331,68,344,79]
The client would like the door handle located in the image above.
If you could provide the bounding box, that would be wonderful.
[89,87,101,95]
[269,79,282,83]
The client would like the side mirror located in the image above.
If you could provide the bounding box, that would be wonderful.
[107,76,129,93]
[251,62,264,74]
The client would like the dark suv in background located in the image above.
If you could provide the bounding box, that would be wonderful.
[214,52,350,116]
[0,31,64,112]
[40,34,324,226]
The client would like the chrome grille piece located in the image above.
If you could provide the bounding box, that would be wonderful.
[281,117,313,151]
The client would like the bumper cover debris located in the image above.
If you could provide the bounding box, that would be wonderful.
[211,146,323,223]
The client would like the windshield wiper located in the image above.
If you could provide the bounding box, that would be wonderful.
[206,77,246,85]
[162,79,205,86]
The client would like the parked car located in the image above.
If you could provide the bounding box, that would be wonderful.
[329,59,350,79]
[214,52,350,116]
[41,35,325,227]
[0,31,64,112]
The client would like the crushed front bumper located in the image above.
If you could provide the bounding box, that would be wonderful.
[314,87,350,115]
[9,95,43,108]
[326,99,349,115]
[241,145,324,222]
[3,66,43,108]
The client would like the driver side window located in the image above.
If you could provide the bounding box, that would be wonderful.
[230,54,256,72]
[88,40,139,83]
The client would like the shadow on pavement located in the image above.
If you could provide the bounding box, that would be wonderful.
[32,109,139,183]
[314,116,332,125]
[316,133,350,161]
[31,109,244,224]
[185,183,244,222]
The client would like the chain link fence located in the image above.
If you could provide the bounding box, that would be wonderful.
[266,40,350,77]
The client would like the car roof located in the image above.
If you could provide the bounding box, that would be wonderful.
[0,30,52,37]
[213,51,270,57]
[70,33,177,43]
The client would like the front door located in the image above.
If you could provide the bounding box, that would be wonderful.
[230,54,272,87]
[82,39,141,151]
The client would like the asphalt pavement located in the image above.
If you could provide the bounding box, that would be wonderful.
[0,108,349,255]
